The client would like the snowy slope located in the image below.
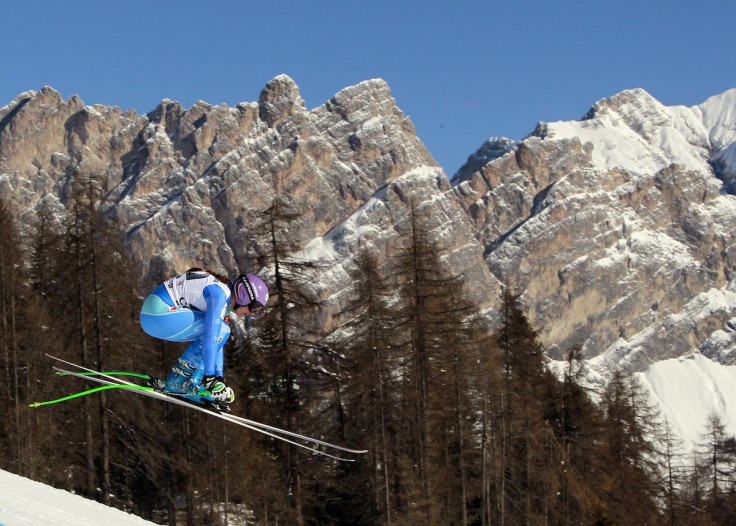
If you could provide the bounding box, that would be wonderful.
[636,352,736,451]
[0,469,154,526]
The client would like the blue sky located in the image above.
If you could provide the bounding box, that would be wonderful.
[2,1,735,175]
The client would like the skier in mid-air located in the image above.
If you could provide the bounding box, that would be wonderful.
[139,268,269,407]
[32,268,366,459]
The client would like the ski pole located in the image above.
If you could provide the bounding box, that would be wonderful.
[30,384,154,407]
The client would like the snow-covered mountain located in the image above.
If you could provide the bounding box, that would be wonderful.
[454,87,736,445]
[0,468,154,525]
[549,88,736,179]
[1,79,735,449]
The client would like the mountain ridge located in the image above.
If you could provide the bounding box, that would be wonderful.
[1,78,735,446]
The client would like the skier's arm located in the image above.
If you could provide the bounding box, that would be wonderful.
[202,284,228,376]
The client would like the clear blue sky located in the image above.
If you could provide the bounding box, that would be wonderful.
[2,1,735,175]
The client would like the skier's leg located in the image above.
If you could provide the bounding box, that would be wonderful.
[178,323,230,399]
[165,322,227,395]
[164,343,202,393]
[140,285,202,342]
[214,323,231,378]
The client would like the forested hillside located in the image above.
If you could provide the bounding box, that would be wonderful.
[2,185,736,525]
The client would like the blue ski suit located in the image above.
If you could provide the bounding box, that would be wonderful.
[140,270,231,378]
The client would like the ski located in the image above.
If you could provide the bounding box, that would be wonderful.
[42,354,368,460]
[49,366,358,462]
[58,370,152,380]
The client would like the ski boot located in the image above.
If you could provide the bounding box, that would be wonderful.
[199,375,235,413]
[163,359,202,395]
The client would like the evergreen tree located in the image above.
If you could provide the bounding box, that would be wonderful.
[0,199,58,480]
[26,174,175,513]
[548,348,609,524]
[324,250,398,525]
[600,369,663,523]
[232,197,327,525]
[6,184,716,525]
[385,201,481,524]
[473,330,505,526]
[660,419,686,526]
[493,290,562,525]
[696,412,736,522]
[391,202,446,523]
[0,199,27,471]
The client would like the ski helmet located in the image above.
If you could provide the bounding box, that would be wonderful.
[233,274,269,311]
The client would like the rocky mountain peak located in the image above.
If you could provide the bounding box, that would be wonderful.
[258,74,306,127]
[581,88,662,120]
[451,136,517,184]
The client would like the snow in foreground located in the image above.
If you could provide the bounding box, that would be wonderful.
[0,469,154,526]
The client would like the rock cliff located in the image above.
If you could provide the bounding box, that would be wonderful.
[454,88,736,373]
[1,78,735,379]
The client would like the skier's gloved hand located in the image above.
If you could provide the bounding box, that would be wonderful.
[201,375,235,404]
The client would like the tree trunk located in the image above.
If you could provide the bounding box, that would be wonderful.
[90,227,111,505]
[376,349,392,525]
[454,356,468,525]
[75,259,96,497]
[11,293,23,471]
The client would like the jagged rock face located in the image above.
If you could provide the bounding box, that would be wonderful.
[0,87,138,208]
[1,79,735,375]
[454,88,736,372]
[0,76,439,280]
[0,76,499,338]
